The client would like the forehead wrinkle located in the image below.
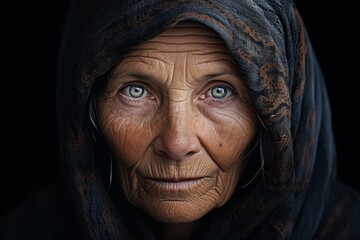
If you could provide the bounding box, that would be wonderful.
[110,71,159,83]
[196,57,238,67]
[132,44,225,54]
[121,54,170,65]
[193,57,239,78]
[110,56,168,84]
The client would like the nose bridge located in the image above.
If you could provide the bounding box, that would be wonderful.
[165,77,194,133]
[155,99,200,160]
[164,101,195,145]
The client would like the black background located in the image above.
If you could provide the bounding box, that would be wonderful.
[1,1,359,217]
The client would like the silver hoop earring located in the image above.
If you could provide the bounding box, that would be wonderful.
[107,152,113,192]
[241,133,265,189]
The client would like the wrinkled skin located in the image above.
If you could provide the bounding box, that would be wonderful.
[97,21,258,230]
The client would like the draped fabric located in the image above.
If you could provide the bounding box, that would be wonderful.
[54,0,360,239]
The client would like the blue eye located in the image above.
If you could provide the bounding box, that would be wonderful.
[124,85,147,98]
[209,86,233,99]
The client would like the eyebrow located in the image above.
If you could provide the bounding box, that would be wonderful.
[200,73,225,81]
[111,72,159,82]
[128,73,157,81]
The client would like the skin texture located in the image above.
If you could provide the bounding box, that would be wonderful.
[97,21,258,239]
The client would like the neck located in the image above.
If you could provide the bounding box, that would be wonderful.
[161,222,198,240]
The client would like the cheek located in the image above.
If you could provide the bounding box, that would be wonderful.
[99,110,153,167]
[200,109,257,206]
[201,107,257,170]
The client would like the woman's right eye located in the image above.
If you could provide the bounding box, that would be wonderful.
[121,84,149,98]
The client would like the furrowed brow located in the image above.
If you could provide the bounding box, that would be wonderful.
[111,72,159,82]
[200,73,225,81]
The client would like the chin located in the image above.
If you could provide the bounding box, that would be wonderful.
[143,200,215,223]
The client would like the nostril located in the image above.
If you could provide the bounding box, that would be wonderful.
[156,150,169,158]
[151,134,201,161]
[151,110,202,160]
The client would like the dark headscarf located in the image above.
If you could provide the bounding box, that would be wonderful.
[56,0,360,239]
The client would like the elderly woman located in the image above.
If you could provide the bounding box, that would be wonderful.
[2,0,360,239]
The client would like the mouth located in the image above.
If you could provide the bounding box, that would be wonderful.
[143,177,205,190]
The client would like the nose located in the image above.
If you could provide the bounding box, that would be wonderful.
[152,109,201,160]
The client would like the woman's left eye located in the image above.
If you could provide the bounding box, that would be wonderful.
[207,85,233,99]
[121,84,149,98]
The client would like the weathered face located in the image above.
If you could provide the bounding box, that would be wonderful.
[97,21,258,223]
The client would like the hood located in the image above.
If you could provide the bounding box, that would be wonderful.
[56,0,338,239]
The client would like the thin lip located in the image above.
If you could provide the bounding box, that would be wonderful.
[140,176,210,193]
[144,177,205,182]
[143,177,205,191]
